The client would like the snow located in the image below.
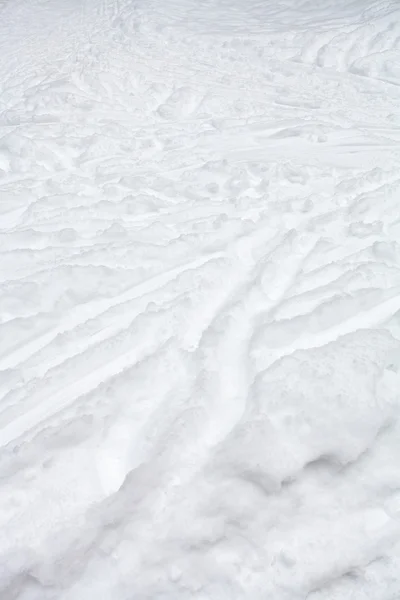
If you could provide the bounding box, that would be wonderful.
[1,0,400,597]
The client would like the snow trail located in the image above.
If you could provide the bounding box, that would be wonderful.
[1,0,400,598]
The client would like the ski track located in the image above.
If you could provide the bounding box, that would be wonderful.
[1,0,400,598]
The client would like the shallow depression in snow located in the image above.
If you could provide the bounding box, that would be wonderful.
[1,0,400,598]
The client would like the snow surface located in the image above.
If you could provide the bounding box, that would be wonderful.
[1,0,400,597]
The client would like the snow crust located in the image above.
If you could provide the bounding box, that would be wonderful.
[1,0,400,597]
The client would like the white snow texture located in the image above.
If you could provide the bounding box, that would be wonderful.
[1,0,400,598]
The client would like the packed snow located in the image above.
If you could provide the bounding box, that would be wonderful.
[1,0,400,597]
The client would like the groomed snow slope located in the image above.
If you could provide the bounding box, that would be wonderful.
[1,0,400,597]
